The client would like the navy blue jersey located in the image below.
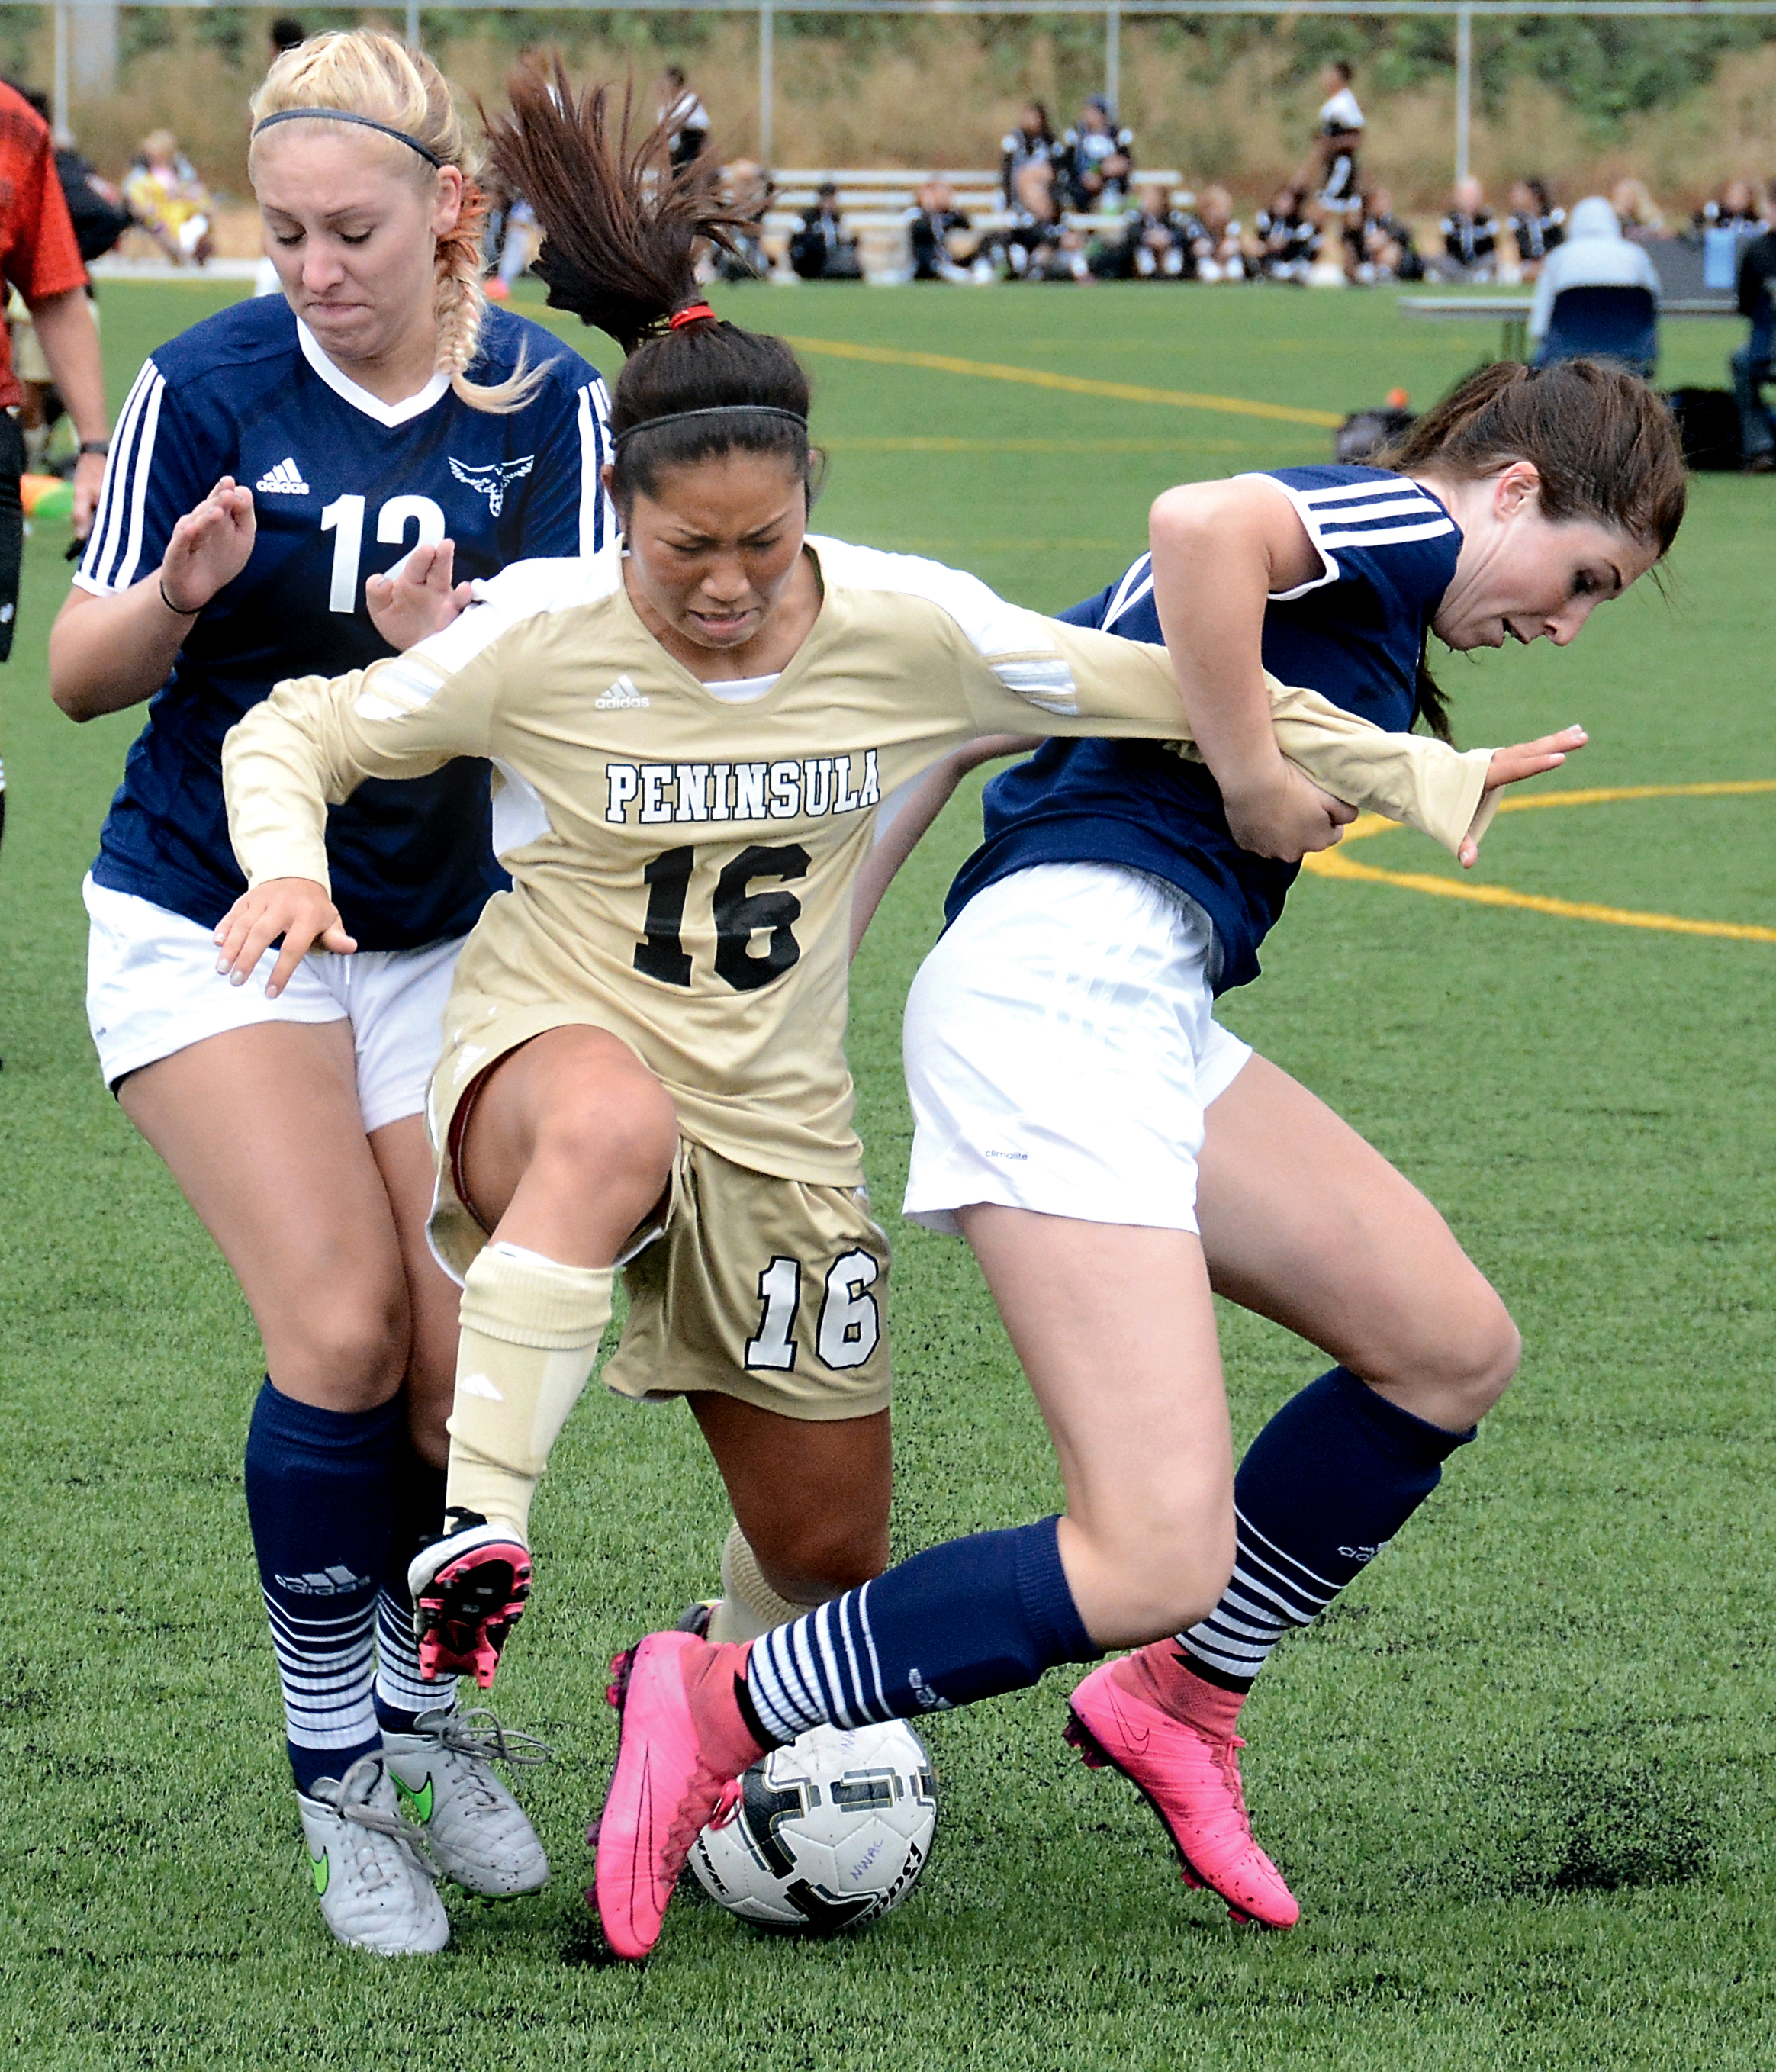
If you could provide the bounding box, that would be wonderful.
[80,296,613,951]
[946,466,1461,993]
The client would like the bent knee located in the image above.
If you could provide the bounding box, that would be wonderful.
[1433,1281,1521,1418]
[1073,1505,1236,1646]
[1361,1269,1521,1427]
[533,1079,678,1198]
[264,1279,410,1410]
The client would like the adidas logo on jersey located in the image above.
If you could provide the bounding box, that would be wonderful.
[256,458,310,496]
[594,674,649,710]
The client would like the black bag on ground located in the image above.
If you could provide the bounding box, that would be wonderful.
[1663,388,1742,471]
[1334,406,1414,465]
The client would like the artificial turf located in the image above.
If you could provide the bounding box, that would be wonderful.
[2,278,1772,2070]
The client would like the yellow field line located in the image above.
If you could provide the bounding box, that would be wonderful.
[1303,780,1776,942]
[1491,779,1776,815]
[785,335,1345,430]
[822,436,1253,454]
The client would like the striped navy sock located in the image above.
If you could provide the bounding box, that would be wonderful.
[243,1380,401,1792]
[745,1514,1097,1745]
[1180,1366,1475,1691]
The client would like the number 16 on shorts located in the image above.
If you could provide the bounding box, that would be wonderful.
[746,1250,881,1374]
[602,1144,893,1420]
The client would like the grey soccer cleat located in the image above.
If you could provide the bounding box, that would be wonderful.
[381,1707,552,1898]
[296,1753,450,1955]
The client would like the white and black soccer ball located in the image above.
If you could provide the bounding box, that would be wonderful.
[688,1720,937,1932]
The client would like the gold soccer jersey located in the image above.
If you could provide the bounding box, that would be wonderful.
[224,536,1494,1219]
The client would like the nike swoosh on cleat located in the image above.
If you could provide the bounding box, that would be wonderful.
[392,1772,435,1823]
[310,1847,330,1897]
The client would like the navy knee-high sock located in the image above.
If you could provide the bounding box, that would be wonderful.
[374,1440,458,1733]
[744,1516,1098,1745]
[243,1381,402,1792]
[1180,1366,1475,1691]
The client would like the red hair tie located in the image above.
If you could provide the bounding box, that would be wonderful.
[669,302,716,330]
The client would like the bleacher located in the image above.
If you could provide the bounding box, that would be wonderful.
[758,167,1192,279]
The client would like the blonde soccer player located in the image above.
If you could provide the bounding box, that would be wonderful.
[50,31,614,1954]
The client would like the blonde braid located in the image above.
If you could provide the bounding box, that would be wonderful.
[250,28,543,414]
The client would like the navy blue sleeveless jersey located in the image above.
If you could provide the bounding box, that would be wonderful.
[79,296,613,951]
[946,467,1462,993]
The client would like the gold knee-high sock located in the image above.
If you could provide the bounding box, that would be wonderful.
[444,1243,613,1540]
[705,1520,815,1642]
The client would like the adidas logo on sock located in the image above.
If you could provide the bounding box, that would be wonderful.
[275,1564,372,1596]
[594,674,648,710]
[256,458,310,496]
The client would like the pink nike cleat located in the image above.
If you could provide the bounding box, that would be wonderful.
[407,1511,532,1691]
[591,1630,766,1961]
[1065,1644,1300,1929]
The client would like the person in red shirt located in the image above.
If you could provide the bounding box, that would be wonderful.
[0,77,111,848]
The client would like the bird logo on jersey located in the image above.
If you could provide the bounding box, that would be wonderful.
[449,454,536,516]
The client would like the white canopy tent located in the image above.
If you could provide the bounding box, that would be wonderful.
[47,0,1776,185]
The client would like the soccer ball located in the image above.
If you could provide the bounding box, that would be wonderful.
[687,1720,937,1932]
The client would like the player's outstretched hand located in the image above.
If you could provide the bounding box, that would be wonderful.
[366,539,472,650]
[1457,724,1588,867]
[214,878,356,999]
[1224,754,1359,861]
[160,477,256,613]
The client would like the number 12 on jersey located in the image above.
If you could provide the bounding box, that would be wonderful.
[320,493,447,613]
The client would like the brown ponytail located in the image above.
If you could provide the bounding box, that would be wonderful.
[486,61,814,510]
[1383,359,1687,556]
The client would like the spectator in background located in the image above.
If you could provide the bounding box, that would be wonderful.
[1353,185,1421,283]
[907,179,975,282]
[1309,60,1364,222]
[1527,193,1660,362]
[790,181,862,280]
[1433,175,1497,281]
[660,65,709,172]
[998,157,1086,280]
[1610,175,1664,243]
[1063,97,1133,212]
[1256,185,1316,282]
[1697,179,1759,233]
[1187,185,1245,282]
[1731,195,1776,471]
[0,76,111,851]
[1000,101,1059,207]
[1506,178,1564,276]
[1107,181,1190,280]
[124,129,214,266]
[712,159,774,281]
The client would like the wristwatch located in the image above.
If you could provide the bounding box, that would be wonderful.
[78,439,110,457]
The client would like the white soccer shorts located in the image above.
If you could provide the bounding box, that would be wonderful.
[83,875,462,1134]
[902,863,1252,1235]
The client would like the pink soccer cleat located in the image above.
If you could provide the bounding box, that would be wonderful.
[591,1630,766,1961]
[407,1511,532,1691]
[1065,1644,1300,1929]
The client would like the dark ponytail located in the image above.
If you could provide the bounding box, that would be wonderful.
[1382,359,1686,556]
[485,61,813,510]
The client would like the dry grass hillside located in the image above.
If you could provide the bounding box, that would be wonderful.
[24,12,1776,220]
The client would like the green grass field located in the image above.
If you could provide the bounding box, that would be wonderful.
[2,279,1773,2070]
